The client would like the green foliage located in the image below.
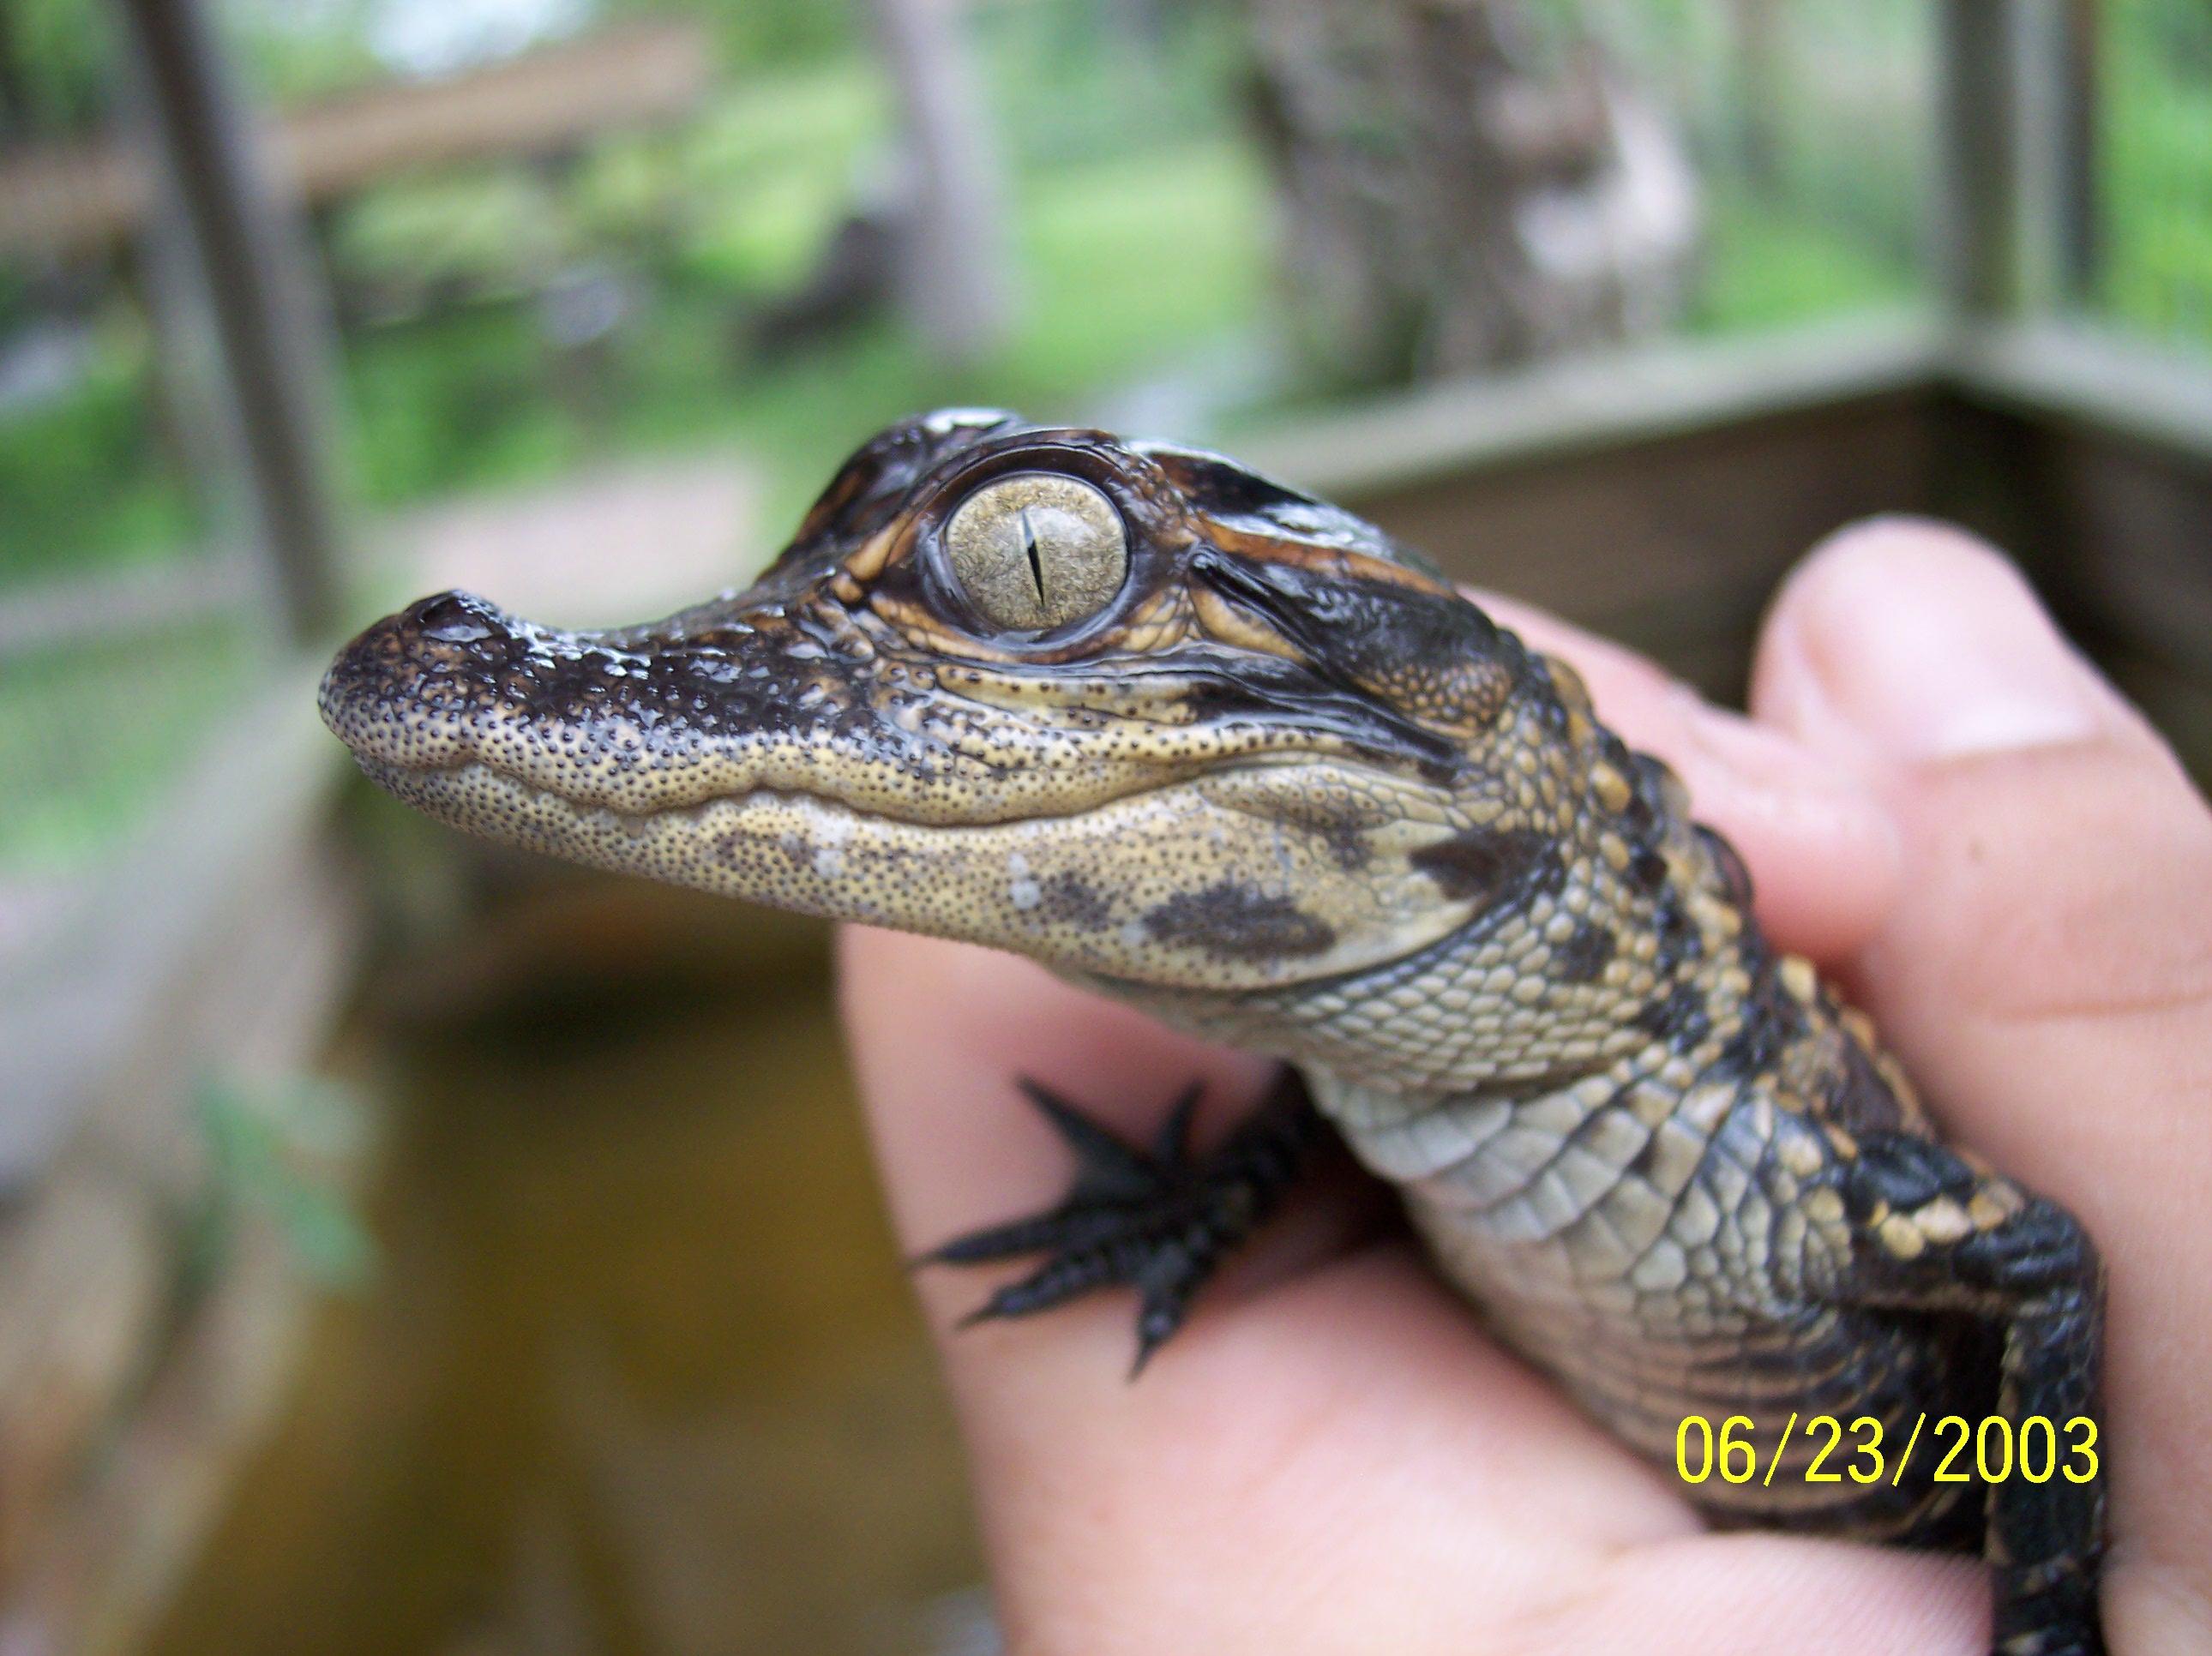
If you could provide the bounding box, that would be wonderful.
[0,618,255,873]
[333,130,1270,544]
[9,3,2212,884]
[189,1073,376,1296]
[331,167,572,301]
[2141,0,2212,76]
[602,0,860,74]
[2100,3,2212,340]
[647,63,891,290]
[346,303,570,504]
[2,0,115,135]
[734,140,1272,537]
[0,315,198,585]
[1692,192,1916,332]
[974,0,1248,168]
[218,0,386,106]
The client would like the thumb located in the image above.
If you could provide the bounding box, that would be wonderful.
[1750,518,2212,1656]
[1750,518,2212,1083]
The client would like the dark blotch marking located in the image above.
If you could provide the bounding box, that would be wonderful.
[1633,981,1711,1053]
[1627,845,1670,894]
[1037,871,1115,930]
[1843,1131,1979,1221]
[1143,882,1336,964]
[1257,789,1385,873]
[1696,823,1755,909]
[1626,1130,1665,1184]
[1553,919,1616,984]
[1410,825,1555,913]
[1319,819,1370,873]
[717,828,797,871]
[1709,958,1806,1084]
[1650,887,1704,975]
[1825,1029,1908,1136]
[1710,1022,1774,1086]
[1626,752,1676,833]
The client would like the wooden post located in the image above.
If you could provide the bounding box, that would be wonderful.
[1728,0,1784,198]
[1934,0,2023,320]
[111,0,344,642]
[1936,0,2099,323]
[868,0,1014,369]
[2013,0,2099,311]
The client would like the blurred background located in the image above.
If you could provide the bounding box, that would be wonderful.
[0,1,2206,1650]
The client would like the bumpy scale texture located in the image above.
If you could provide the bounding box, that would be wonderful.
[323,411,2107,1656]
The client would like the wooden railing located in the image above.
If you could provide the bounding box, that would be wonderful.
[0,19,711,261]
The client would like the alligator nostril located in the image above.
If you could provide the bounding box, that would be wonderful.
[412,590,502,644]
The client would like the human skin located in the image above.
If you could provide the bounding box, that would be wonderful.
[838,519,2212,1656]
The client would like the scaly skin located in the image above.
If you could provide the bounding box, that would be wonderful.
[322,411,2106,1654]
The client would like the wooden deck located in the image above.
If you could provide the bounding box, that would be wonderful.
[0,20,710,261]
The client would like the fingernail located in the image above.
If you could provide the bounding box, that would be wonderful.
[1660,685,1905,957]
[1669,684,1904,855]
[1781,527,2107,763]
[1673,684,1840,779]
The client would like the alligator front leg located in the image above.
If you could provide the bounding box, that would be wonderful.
[1837,1131,2107,1656]
[921,1068,1326,1373]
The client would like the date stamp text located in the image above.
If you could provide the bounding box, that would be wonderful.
[1674,1413,2099,1489]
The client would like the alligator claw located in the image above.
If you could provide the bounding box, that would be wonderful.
[921,1071,1322,1374]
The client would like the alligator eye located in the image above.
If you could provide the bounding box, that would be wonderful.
[941,473,1128,632]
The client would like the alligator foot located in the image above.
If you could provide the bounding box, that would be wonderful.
[921,1069,1324,1373]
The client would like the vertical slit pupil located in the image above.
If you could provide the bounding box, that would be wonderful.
[1018,509,1046,601]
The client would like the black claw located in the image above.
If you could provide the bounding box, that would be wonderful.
[1131,1310,1179,1377]
[1130,1243,1208,1375]
[959,1241,1137,1326]
[1150,1083,1203,1165]
[917,1209,1100,1267]
[1016,1077,1169,1202]
[923,1072,1325,1372]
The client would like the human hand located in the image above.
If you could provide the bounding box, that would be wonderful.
[839,520,2212,1654]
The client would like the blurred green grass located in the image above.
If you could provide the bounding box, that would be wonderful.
[0,39,1929,600]
[343,54,1273,536]
[1691,192,1918,331]
[0,619,255,875]
[5,5,2212,875]
[0,315,202,588]
[2102,3,2212,342]
[0,59,1278,875]
[11,11,2212,598]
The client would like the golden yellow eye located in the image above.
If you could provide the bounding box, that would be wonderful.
[941,474,1128,631]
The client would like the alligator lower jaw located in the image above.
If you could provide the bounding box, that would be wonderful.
[352,755,987,927]
[356,756,916,844]
[357,756,794,837]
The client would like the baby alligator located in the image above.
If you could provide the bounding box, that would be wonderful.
[322,411,2105,1654]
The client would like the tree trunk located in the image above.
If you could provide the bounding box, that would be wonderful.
[868,0,1014,369]
[1243,0,1700,387]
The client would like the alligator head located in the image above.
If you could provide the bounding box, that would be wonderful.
[321,411,1578,990]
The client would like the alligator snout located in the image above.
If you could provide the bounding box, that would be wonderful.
[316,578,896,817]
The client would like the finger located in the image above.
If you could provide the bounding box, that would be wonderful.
[839,926,1398,1379]
[838,924,1268,1252]
[1749,517,2212,1653]
[1522,1532,1982,1656]
[1476,593,1902,961]
[839,927,1698,1649]
[837,926,1277,1281]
